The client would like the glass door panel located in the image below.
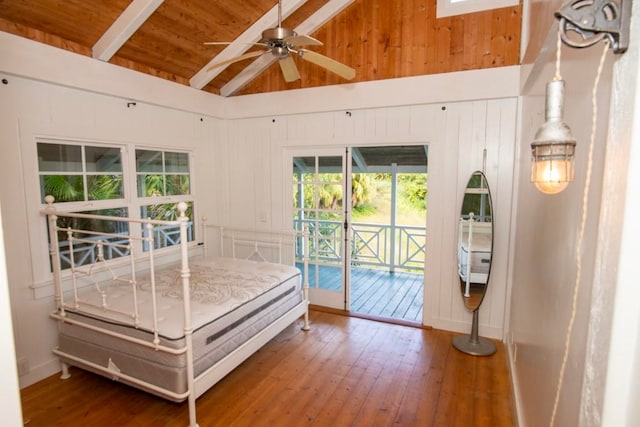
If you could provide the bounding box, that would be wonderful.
[293,152,348,310]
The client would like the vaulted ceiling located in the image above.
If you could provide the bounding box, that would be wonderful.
[0,0,521,97]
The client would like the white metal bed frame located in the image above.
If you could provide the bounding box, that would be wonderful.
[43,197,310,427]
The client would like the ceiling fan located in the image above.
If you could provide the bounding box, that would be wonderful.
[205,0,356,83]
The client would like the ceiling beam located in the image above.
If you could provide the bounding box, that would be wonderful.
[92,0,164,61]
[190,0,308,90]
[220,0,355,97]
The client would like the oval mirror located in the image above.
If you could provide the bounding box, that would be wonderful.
[457,170,493,312]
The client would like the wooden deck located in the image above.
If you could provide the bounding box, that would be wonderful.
[299,263,424,324]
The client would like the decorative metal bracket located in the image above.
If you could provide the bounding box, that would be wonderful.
[555,0,631,53]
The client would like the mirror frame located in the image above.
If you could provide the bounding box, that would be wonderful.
[457,170,493,312]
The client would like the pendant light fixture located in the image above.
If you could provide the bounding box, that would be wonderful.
[530,79,576,194]
[530,0,630,195]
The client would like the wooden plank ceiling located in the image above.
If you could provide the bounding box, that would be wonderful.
[0,0,521,97]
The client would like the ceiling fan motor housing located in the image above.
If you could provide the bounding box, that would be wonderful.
[261,26,296,42]
[262,27,297,59]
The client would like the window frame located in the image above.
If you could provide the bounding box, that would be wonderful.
[37,139,127,208]
[436,0,519,18]
[134,148,191,199]
[32,138,197,297]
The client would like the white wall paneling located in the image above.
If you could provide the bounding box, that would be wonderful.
[509,4,622,423]
[0,74,223,387]
[0,204,24,426]
[0,31,227,117]
[228,98,517,337]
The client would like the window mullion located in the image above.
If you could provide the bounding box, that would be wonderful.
[81,145,88,202]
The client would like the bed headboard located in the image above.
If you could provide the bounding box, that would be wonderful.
[202,223,298,266]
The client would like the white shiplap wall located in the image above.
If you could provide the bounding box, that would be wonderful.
[224,98,517,336]
[0,74,224,387]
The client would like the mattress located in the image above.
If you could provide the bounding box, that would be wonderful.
[55,257,302,399]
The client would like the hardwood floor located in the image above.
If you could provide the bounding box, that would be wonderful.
[21,311,514,426]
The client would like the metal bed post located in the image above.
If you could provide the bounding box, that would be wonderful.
[44,196,72,380]
[302,223,310,331]
[44,197,63,314]
[220,227,225,257]
[201,216,208,257]
[146,223,161,348]
[464,213,474,298]
[176,203,198,427]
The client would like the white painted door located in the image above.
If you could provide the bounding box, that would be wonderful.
[292,149,350,310]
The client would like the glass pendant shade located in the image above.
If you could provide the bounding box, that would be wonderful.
[531,79,576,194]
[531,144,575,194]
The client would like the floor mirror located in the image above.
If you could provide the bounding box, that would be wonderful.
[452,170,496,356]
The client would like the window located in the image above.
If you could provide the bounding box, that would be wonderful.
[136,149,194,251]
[436,0,518,18]
[38,142,124,204]
[136,149,190,197]
[38,141,195,270]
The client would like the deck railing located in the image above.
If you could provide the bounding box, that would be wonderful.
[294,219,425,272]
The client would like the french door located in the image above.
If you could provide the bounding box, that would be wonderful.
[291,148,351,310]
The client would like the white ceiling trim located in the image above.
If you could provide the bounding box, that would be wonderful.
[220,0,355,97]
[189,0,309,90]
[92,0,164,61]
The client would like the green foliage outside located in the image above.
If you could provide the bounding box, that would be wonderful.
[43,173,193,239]
[294,172,427,225]
[42,175,124,203]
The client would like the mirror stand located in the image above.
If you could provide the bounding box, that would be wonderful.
[452,310,496,356]
[453,169,496,357]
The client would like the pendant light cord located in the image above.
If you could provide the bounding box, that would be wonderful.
[549,38,610,426]
[554,24,563,80]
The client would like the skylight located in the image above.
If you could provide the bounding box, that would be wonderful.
[437,0,519,18]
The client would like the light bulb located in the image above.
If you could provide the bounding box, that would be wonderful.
[530,79,576,195]
[532,158,571,194]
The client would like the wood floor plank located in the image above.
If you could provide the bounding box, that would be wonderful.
[352,325,421,426]
[320,320,401,426]
[20,311,514,426]
[412,329,454,425]
[198,314,342,426]
[242,315,365,424]
[392,328,439,425]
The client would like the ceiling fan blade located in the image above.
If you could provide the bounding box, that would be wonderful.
[204,41,269,47]
[284,34,323,47]
[206,50,266,72]
[279,56,301,82]
[298,49,356,80]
